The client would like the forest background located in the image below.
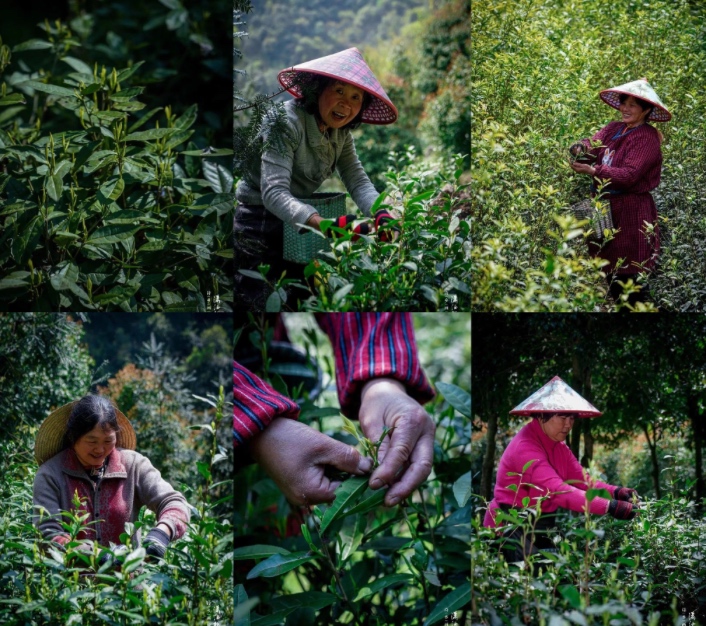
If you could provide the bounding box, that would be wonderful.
[472,0,706,312]
[471,313,706,622]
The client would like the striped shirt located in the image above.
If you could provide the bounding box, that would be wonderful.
[233,313,435,446]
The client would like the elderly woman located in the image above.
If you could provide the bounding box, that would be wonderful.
[33,395,190,560]
[234,47,398,310]
[569,78,671,308]
[484,376,639,565]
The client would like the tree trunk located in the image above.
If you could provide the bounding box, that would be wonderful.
[581,419,594,468]
[642,423,661,499]
[570,355,582,460]
[687,393,704,512]
[480,412,498,504]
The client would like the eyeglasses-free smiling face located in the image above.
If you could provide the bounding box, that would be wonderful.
[540,414,576,442]
[317,80,364,129]
[73,425,117,469]
[619,95,651,128]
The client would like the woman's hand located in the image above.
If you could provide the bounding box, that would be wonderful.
[613,486,639,502]
[305,213,325,232]
[358,378,435,507]
[250,418,373,506]
[570,161,596,176]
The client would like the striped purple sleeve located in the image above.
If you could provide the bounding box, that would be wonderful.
[233,360,300,447]
[314,313,435,419]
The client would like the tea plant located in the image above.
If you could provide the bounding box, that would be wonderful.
[472,490,706,624]
[0,24,233,311]
[234,316,471,625]
[0,389,233,626]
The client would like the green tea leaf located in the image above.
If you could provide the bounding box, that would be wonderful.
[61,56,93,75]
[436,382,471,417]
[203,160,234,193]
[0,94,26,107]
[233,544,291,561]
[123,128,175,142]
[45,173,63,201]
[353,573,413,602]
[452,471,471,508]
[19,80,76,98]
[13,39,54,52]
[423,581,471,626]
[246,551,314,579]
[319,476,369,535]
[87,224,140,245]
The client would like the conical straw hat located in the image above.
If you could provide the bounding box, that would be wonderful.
[278,47,398,125]
[510,376,602,418]
[599,78,671,122]
[34,400,136,465]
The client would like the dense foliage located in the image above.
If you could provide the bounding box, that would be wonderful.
[0,313,233,625]
[0,14,232,311]
[245,152,470,312]
[234,313,470,625]
[472,489,706,623]
[472,0,706,311]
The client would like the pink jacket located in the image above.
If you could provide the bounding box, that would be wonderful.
[483,418,615,528]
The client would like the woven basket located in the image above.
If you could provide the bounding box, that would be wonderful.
[283,193,347,264]
[569,198,614,240]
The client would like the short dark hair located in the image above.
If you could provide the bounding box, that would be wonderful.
[294,74,372,130]
[619,93,654,119]
[63,395,120,449]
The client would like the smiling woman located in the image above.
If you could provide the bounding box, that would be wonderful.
[32,394,191,558]
[234,47,399,311]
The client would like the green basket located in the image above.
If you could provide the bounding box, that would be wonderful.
[283,192,347,264]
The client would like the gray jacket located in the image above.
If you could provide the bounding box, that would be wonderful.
[33,448,190,547]
[235,100,380,227]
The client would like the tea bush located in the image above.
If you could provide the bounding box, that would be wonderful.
[0,23,233,311]
[0,389,233,626]
[234,314,471,625]
[472,0,706,311]
[471,491,706,624]
[240,151,470,312]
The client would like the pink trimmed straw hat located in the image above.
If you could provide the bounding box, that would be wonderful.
[510,376,602,418]
[277,47,398,125]
[599,78,671,122]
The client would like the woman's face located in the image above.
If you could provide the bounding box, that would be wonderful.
[619,96,650,127]
[540,414,575,442]
[73,425,117,469]
[317,80,364,129]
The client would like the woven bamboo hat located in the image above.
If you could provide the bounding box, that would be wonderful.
[34,399,136,465]
[510,376,602,418]
[599,78,671,122]
[277,47,398,125]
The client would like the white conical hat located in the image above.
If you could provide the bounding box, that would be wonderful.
[510,376,602,418]
[599,78,671,122]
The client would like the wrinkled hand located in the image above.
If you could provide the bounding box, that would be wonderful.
[250,418,373,506]
[570,160,596,176]
[608,499,637,520]
[358,379,435,507]
[144,527,171,559]
[613,486,639,502]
